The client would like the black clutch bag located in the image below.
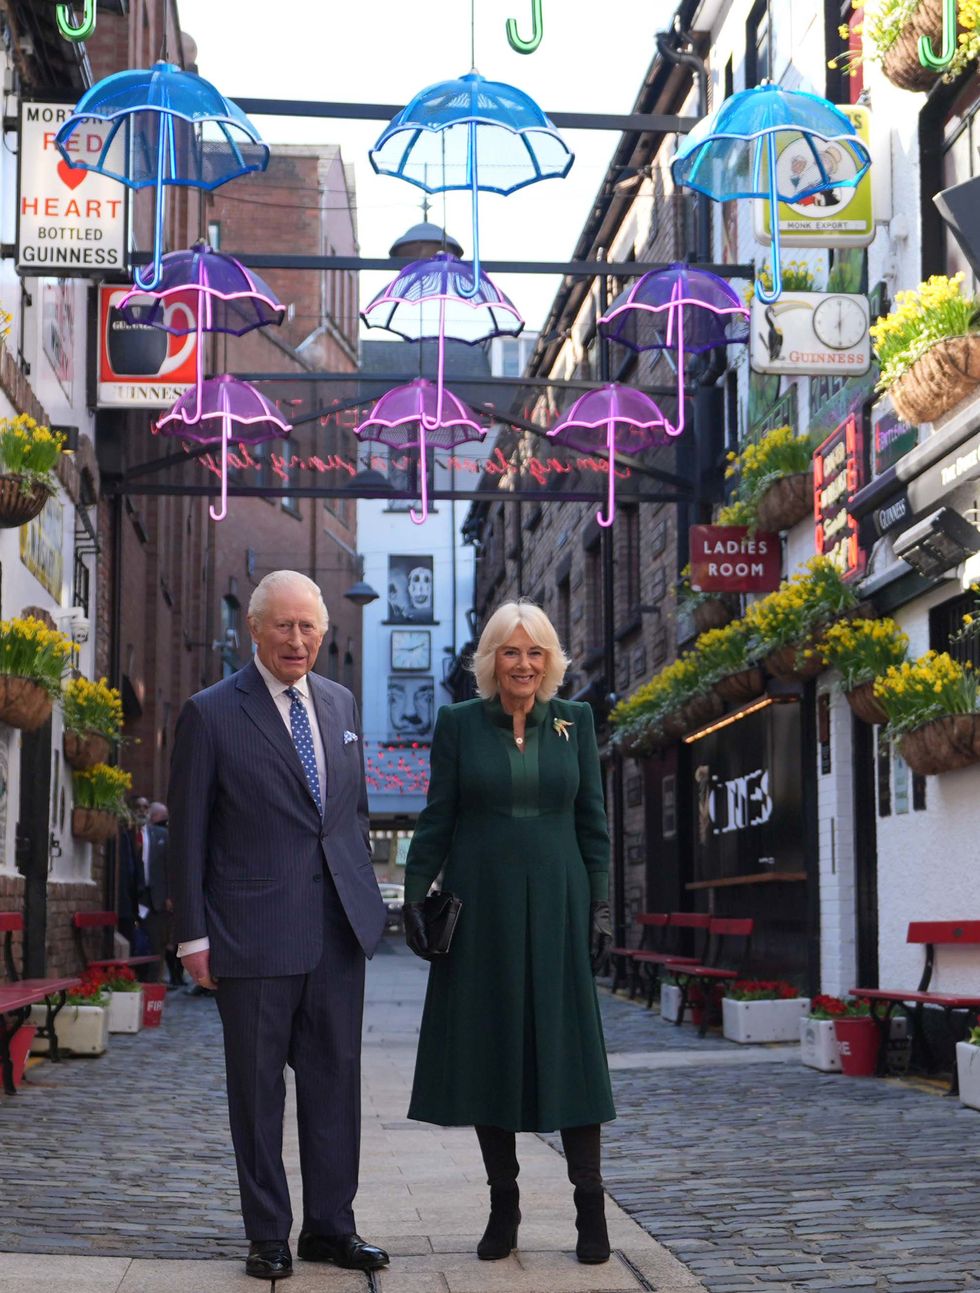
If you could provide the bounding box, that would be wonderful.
[422,891,462,955]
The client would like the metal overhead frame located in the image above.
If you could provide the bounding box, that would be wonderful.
[113,94,743,509]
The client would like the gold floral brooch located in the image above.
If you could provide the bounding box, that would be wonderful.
[553,718,574,741]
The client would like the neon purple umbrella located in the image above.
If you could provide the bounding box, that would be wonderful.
[156,374,290,523]
[599,264,749,436]
[354,377,485,525]
[118,241,285,421]
[546,383,670,528]
[362,252,522,429]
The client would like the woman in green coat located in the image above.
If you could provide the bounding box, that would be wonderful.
[403,600,615,1264]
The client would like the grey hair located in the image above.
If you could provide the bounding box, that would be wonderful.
[247,570,329,631]
[471,599,570,701]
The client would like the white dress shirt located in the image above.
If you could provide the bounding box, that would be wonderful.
[138,824,151,920]
[178,658,327,961]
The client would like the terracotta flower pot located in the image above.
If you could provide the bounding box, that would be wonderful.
[63,730,112,771]
[889,335,980,427]
[71,806,120,844]
[763,643,825,684]
[881,0,958,92]
[715,666,766,705]
[755,471,814,533]
[0,475,50,529]
[845,680,889,726]
[898,714,980,776]
[692,597,736,634]
[0,676,53,731]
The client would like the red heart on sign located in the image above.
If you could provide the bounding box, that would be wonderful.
[57,159,87,191]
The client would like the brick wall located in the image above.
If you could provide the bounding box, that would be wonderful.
[0,870,107,979]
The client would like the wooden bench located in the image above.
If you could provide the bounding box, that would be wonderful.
[664,917,755,1036]
[0,913,80,1094]
[609,914,670,997]
[71,911,161,975]
[633,912,711,1008]
[851,920,980,1091]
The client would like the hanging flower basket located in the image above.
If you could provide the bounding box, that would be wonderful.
[661,709,688,739]
[881,0,957,92]
[889,335,980,426]
[682,691,724,731]
[71,806,120,844]
[845,680,889,726]
[0,676,53,730]
[763,642,825,684]
[618,725,665,758]
[63,730,113,771]
[755,471,814,532]
[692,597,736,635]
[0,475,50,529]
[899,714,980,776]
[716,666,767,705]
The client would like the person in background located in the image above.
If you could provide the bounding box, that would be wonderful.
[117,794,149,946]
[403,599,615,1266]
[145,802,183,989]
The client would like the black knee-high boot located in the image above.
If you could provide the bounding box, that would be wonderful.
[474,1125,521,1260]
[560,1124,610,1264]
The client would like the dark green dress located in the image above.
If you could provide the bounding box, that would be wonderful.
[404,695,616,1132]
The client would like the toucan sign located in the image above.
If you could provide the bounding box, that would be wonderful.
[17,101,127,276]
[689,526,782,594]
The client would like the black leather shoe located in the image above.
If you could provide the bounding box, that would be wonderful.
[297,1231,389,1270]
[245,1240,292,1279]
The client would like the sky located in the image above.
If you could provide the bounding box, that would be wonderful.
[178,0,682,332]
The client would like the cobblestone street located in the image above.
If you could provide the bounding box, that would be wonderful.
[2,941,979,1291]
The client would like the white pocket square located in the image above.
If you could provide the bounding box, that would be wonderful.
[343,730,359,745]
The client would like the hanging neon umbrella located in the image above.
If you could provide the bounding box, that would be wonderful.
[671,84,870,304]
[919,0,957,71]
[117,241,285,421]
[55,62,269,291]
[506,0,544,53]
[361,251,523,427]
[370,72,573,294]
[56,1,96,41]
[547,384,670,528]
[354,378,485,526]
[156,375,290,523]
[599,263,749,435]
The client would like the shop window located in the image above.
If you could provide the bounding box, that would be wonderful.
[745,0,770,88]
[929,591,980,670]
[73,550,90,618]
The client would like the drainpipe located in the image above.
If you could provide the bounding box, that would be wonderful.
[656,20,711,265]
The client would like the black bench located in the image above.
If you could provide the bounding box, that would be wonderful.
[664,917,755,1037]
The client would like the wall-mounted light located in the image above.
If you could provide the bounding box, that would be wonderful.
[683,693,798,744]
[893,506,980,578]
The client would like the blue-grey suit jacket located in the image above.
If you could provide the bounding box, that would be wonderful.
[168,661,386,976]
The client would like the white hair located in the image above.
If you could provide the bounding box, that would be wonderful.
[471,599,570,701]
[247,570,329,631]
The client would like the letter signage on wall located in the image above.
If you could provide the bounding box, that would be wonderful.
[814,413,866,579]
[17,102,127,276]
[689,525,782,594]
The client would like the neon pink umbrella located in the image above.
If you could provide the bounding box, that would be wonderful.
[156,374,290,522]
[546,383,670,528]
[354,377,485,525]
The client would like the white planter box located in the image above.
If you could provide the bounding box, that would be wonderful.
[107,989,143,1034]
[957,1042,980,1110]
[801,1015,909,1072]
[723,996,810,1044]
[29,1003,108,1056]
[660,983,682,1023]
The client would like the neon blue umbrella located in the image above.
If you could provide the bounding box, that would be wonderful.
[55,62,269,291]
[370,71,573,294]
[671,84,870,304]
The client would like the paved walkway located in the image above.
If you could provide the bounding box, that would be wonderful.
[1,940,979,1292]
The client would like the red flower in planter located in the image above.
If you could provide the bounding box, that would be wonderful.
[809,994,869,1020]
[727,979,801,1002]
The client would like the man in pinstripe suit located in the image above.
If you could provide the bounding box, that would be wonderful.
[169,569,389,1280]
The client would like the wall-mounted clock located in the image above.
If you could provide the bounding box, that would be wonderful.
[391,629,431,672]
[812,295,869,351]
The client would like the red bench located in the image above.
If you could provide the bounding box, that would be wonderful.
[633,912,712,1008]
[0,913,80,1094]
[609,914,669,997]
[851,920,980,1091]
[664,917,755,1036]
[71,911,160,974]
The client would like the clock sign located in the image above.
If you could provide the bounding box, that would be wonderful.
[750,292,871,377]
[391,629,431,672]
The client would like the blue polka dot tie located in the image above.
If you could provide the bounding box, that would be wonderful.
[285,686,323,815]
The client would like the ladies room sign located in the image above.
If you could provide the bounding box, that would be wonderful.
[96,286,198,408]
[17,101,127,275]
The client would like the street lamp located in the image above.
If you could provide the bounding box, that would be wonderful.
[344,571,380,606]
[388,221,464,260]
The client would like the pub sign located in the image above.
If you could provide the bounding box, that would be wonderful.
[813,413,866,579]
[689,525,782,594]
